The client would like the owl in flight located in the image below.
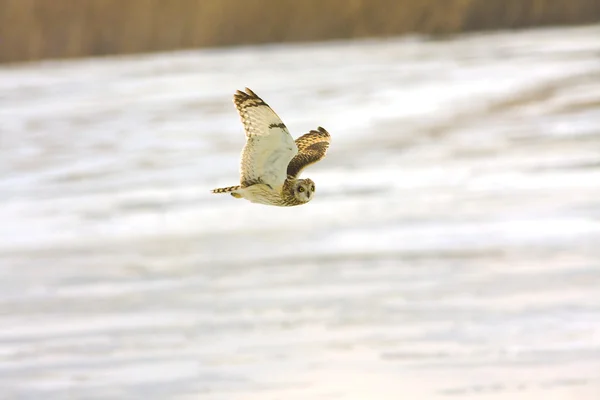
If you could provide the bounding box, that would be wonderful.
[212,88,331,207]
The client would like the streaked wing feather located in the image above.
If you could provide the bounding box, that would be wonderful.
[234,88,298,188]
[286,127,331,178]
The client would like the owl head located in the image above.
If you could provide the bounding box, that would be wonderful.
[293,178,316,203]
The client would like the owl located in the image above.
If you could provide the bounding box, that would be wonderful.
[211,88,331,207]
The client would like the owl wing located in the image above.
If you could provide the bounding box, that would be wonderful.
[286,127,331,179]
[234,88,298,188]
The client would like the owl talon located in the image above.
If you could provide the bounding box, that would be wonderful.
[231,193,242,199]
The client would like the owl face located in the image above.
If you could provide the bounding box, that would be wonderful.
[293,178,316,203]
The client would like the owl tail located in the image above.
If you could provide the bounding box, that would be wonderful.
[211,185,242,198]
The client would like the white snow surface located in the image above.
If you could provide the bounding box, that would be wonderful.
[1,25,600,399]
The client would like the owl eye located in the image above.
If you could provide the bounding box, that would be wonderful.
[298,186,305,193]
[311,185,315,192]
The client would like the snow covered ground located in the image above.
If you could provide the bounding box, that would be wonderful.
[1,25,600,399]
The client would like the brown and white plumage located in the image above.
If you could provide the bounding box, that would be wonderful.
[287,127,331,179]
[211,88,331,207]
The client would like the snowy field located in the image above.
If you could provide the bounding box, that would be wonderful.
[1,25,600,399]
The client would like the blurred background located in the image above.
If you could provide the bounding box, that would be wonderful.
[2,0,600,63]
[1,1,600,399]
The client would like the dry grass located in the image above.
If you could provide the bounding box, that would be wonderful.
[1,0,599,63]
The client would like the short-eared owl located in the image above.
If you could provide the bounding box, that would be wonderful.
[212,88,331,207]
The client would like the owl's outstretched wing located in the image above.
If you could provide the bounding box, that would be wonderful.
[286,127,331,179]
[234,88,298,188]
